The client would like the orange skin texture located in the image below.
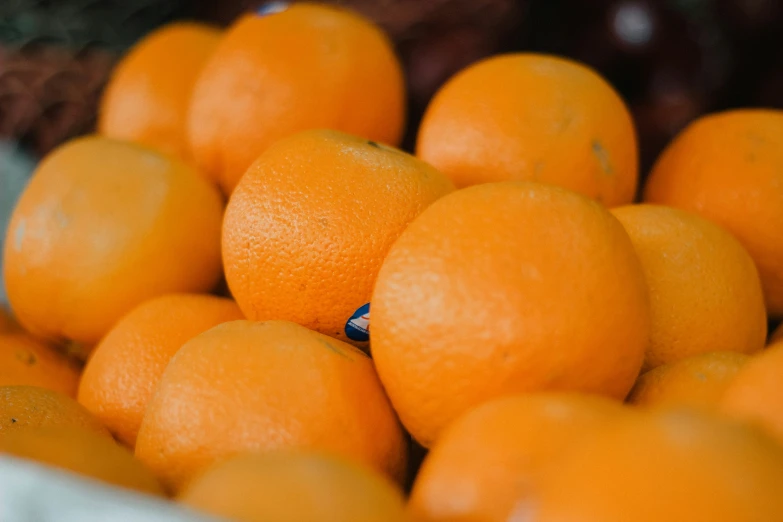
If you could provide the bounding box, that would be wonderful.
[0,427,164,496]
[0,334,80,397]
[78,294,244,448]
[408,393,631,522]
[721,342,783,446]
[627,351,749,410]
[371,181,650,447]
[178,451,406,522]
[529,408,783,522]
[416,53,638,206]
[188,3,406,194]
[135,320,407,493]
[644,109,783,317]
[98,22,222,162]
[612,204,766,371]
[222,129,454,347]
[0,385,109,437]
[2,136,224,346]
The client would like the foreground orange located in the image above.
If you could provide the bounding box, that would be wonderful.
[644,109,783,317]
[627,351,749,410]
[612,204,766,370]
[179,451,406,522]
[0,385,109,437]
[0,427,163,496]
[721,342,783,446]
[222,129,453,347]
[0,334,80,396]
[135,320,406,493]
[188,3,405,194]
[417,53,638,206]
[408,394,630,522]
[78,294,243,447]
[98,22,222,161]
[529,408,783,522]
[371,181,650,446]
[2,136,224,347]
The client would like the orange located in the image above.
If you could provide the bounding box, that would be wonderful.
[0,385,109,437]
[408,393,631,522]
[529,408,783,522]
[416,53,638,206]
[178,451,406,522]
[0,426,163,495]
[135,320,406,493]
[78,293,244,448]
[721,342,783,446]
[627,351,749,410]
[188,3,405,194]
[770,322,783,345]
[644,109,783,317]
[0,333,80,396]
[612,204,766,370]
[2,136,223,347]
[222,129,453,347]
[371,181,650,446]
[0,307,20,333]
[98,22,222,161]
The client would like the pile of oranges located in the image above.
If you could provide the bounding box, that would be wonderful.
[2,3,783,521]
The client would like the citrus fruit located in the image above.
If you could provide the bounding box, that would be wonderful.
[178,451,405,522]
[98,22,222,161]
[78,293,243,448]
[135,320,406,493]
[770,322,783,344]
[0,385,108,437]
[222,129,453,347]
[371,181,650,446]
[188,3,405,194]
[0,426,163,495]
[721,342,783,445]
[611,204,766,370]
[627,351,749,410]
[416,53,638,206]
[0,334,80,396]
[644,109,783,317]
[408,393,630,522]
[529,408,783,522]
[2,136,224,347]
[0,307,20,333]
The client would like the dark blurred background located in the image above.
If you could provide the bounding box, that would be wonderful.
[1,0,782,174]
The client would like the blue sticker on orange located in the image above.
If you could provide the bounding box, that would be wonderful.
[256,2,289,15]
[345,303,370,342]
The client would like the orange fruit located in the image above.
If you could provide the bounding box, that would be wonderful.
[188,3,405,194]
[0,307,20,333]
[770,322,783,345]
[0,426,163,495]
[644,109,783,317]
[627,351,749,410]
[0,385,109,437]
[2,136,223,347]
[416,53,638,206]
[408,393,631,522]
[98,22,222,161]
[0,333,80,396]
[611,204,766,371]
[529,408,783,522]
[178,451,406,522]
[222,129,453,347]
[371,181,650,446]
[721,342,783,445]
[78,293,244,448]
[135,320,406,493]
